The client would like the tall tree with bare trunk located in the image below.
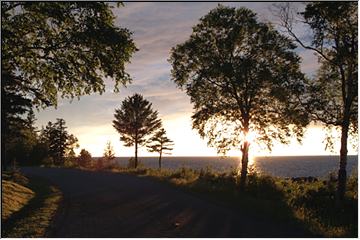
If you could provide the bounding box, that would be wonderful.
[274,2,358,199]
[147,128,174,169]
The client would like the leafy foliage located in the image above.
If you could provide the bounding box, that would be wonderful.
[170,5,308,152]
[169,5,309,186]
[302,2,358,139]
[275,2,358,199]
[1,2,137,108]
[113,93,162,167]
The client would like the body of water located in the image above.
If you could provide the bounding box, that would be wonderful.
[114,155,358,178]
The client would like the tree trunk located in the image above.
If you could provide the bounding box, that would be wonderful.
[134,141,138,168]
[159,151,162,169]
[337,120,349,200]
[239,141,250,190]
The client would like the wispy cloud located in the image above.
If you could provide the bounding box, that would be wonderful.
[34,2,341,157]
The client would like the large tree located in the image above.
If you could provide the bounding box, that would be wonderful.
[1,2,137,167]
[113,94,162,168]
[169,6,309,188]
[275,2,358,199]
[2,2,137,107]
[1,73,33,169]
[147,128,174,169]
[2,108,39,169]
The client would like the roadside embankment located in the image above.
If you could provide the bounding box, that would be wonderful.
[2,170,62,237]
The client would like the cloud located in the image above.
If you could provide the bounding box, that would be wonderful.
[34,2,327,157]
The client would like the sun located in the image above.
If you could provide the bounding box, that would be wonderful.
[244,131,258,145]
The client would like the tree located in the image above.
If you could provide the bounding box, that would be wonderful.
[2,2,137,169]
[275,2,357,199]
[2,2,137,108]
[1,73,33,170]
[103,141,116,161]
[78,149,92,168]
[41,118,79,166]
[113,94,162,168]
[2,108,39,169]
[147,128,174,169]
[169,5,309,189]
[102,141,116,168]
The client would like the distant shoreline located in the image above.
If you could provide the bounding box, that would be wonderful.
[92,155,359,158]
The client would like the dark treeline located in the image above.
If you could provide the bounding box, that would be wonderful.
[3,116,78,168]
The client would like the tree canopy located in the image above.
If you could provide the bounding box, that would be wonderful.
[113,94,162,168]
[169,5,309,188]
[2,2,137,108]
[275,2,357,199]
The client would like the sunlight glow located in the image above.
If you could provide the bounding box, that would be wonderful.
[245,131,258,145]
[69,120,356,157]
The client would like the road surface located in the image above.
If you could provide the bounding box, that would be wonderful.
[21,167,313,237]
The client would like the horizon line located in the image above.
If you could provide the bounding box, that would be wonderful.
[91,154,358,158]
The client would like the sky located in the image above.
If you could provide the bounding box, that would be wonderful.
[34,2,357,157]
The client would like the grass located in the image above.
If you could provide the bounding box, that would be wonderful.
[2,170,62,237]
[106,166,357,237]
[2,180,35,221]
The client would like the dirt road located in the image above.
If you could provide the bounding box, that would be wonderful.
[21,167,312,237]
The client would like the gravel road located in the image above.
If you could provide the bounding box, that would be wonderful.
[21,167,313,237]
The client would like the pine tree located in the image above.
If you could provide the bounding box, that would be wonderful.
[103,141,116,168]
[42,118,79,166]
[147,128,174,169]
[113,94,162,168]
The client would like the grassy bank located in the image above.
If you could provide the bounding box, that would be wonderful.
[109,166,357,237]
[2,170,62,237]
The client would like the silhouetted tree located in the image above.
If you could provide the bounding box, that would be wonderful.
[2,2,137,108]
[113,94,162,168]
[78,149,92,168]
[275,2,358,200]
[2,2,137,169]
[28,142,50,166]
[169,6,309,189]
[102,141,116,168]
[147,128,174,169]
[41,118,79,166]
[3,108,39,169]
[1,73,33,170]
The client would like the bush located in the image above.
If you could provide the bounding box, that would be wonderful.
[246,172,282,199]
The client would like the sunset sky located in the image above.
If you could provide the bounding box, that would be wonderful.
[33,2,357,157]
